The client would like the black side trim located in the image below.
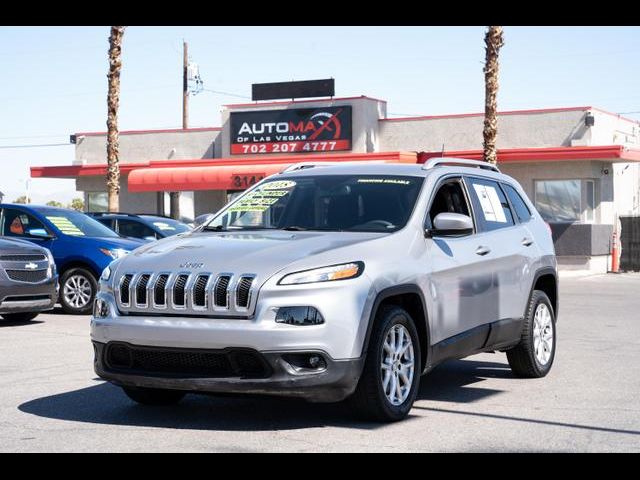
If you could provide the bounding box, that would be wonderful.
[430,317,524,365]
[431,323,491,365]
[363,284,431,373]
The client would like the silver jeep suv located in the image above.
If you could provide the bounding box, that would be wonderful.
[91,158,558,421]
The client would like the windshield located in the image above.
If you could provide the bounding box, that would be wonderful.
[144,217,191,235]
[205,175,424,233]
[44,210,120,237]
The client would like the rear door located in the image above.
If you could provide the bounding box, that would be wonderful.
[463,175,528,323]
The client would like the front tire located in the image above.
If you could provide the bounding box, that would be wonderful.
[350,305,421,422]
[1,312,39,322]
[122,386,186,406]
[507,290,556,378]
[60,268,97,314]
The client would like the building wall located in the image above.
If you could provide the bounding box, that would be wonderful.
[74,129,219,165]
[77,174,158,213]
[500,160,614,225]
[378,109,589,152]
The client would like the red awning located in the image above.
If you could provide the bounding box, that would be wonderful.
[128,164,286,192]
[418,145,640,164]
[126,151,418,192]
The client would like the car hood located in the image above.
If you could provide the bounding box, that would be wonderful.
[115,230,384,281]
[79,236,145,251]
[0,237,48,254]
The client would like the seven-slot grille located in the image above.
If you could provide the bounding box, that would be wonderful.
[116,272,257,316]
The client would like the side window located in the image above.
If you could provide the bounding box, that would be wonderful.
[118,219,158,239]
[97,218,115,231]
[465,177,515,232]
[1,209,48,237]
[502,183,532,223]
[426,178,472,229]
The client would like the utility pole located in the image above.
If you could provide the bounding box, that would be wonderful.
[169,41,187,220]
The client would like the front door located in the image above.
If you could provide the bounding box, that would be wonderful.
[425,176,496,345]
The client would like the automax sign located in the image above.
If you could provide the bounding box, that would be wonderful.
[230,106,352,155]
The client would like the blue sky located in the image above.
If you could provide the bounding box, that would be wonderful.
[1,26,639,203]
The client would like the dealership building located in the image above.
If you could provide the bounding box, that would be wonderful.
[32,94,640,273]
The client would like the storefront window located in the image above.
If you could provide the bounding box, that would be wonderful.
[87,192,108,212]
[534,179,596,223]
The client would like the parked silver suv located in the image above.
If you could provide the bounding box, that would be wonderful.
[91,158,558,421]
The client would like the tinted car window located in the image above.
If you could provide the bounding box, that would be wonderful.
[503,183,532,223]
[1,209,48,237]
[465,177,515,232]
[118,219,158,239]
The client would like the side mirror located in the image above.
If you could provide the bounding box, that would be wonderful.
[27,228,52,239]
[426,213,474,237]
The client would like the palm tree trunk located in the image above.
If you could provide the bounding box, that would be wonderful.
[106,26,126,212]
[483,26,504,165]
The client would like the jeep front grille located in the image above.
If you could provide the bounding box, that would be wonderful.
[135,274,151,305]
[236,276,254,308]
[115,272,259,317]
[193,274,210,307]
[173,274,189,307]
[214,275,230,307]
[119,274,133,305]
[154,274,169,306]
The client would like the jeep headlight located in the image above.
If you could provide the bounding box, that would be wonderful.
[278,262,364,285]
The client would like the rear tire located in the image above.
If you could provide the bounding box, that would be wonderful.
[1,312,39,322]
[350,305,421,422]
[122,386,186,406]
[507,290,556,378]
[59,268,97,315]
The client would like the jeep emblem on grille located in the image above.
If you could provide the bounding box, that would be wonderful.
[179,262,204,269]
[24,262,38,270]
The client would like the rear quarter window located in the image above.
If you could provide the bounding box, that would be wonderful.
[502,183,532,223]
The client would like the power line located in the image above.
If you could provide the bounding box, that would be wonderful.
[0,143,71,149]
[201,88,251,100]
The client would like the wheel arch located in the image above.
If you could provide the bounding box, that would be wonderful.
[58,260,100,279]
[528,267,558,320]
[363,284,431,373]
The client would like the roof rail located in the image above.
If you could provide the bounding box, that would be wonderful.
[422,157,500,173]
[281,160,392,174]
[280,162,342,173]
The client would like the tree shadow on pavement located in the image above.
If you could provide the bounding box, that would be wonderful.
[19,358,509,432]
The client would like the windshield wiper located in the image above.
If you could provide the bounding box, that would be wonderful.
[203,225,228,231]
[281,226,308,231]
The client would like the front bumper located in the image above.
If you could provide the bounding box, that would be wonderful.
[0,277,58,315]
[93,341,364,403]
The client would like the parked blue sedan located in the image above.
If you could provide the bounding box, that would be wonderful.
[0,204,143,314]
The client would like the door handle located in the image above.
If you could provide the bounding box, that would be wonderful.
[475,245,491,256]
[522,237,534,247]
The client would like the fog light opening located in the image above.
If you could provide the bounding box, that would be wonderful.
[93,298,109,318]
[282,353,327,373]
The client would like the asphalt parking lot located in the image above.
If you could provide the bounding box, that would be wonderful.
[1,273,639,452]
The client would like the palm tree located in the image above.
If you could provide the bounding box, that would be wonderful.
[482,26,504,165]
[106,26,126,212]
